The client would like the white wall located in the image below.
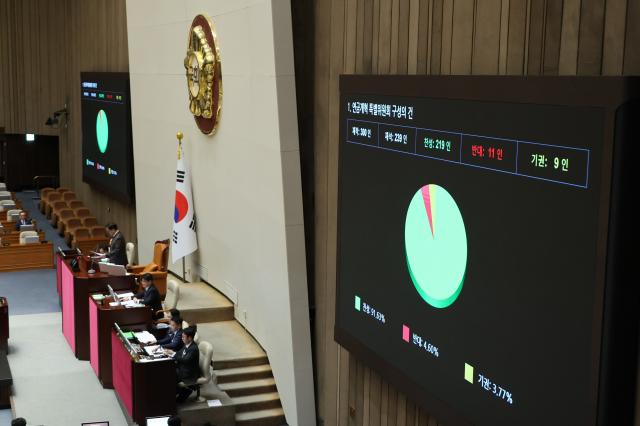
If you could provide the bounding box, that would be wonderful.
[125,1,315,424]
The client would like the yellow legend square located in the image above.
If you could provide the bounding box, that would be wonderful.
[464,363,474,384]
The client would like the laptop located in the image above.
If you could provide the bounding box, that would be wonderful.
[146,416,171,425]
[20,224,35,231]
[81,423,109,426]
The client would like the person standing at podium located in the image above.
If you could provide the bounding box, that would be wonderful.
[104,222,127,266]
[175,326,199,402]
[133,273,163,318]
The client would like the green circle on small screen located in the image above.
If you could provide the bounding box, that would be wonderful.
[405,184,467,308]
[96,109,109,154]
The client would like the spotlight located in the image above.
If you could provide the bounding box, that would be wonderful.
[45,107,69,128]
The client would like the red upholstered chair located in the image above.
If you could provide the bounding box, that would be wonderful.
[71,227,91,249]
[63,218,84,245]
[38,188,54,212]
[50,201,69,226]
[40,187,54,197]
[71,228,109,254]
[59,207,91,236]
[128,240,170,298]
[56,209,75,235]
[44,192,62,217]
[82,216,98,227]
[68,200,84,210]
[62,191,76,202]
[90,226,106,238]
[74,207,91,218]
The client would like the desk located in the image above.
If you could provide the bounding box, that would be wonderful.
[0,242,53,272]
[0,353,11,408]
[112,328,176,424]
[0,230,45,245]
[89,295,152,388]
[58,253,135,360]
[0,298,7,352]
[1,218,36,230]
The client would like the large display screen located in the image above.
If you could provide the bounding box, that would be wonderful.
[81,72,134,202]
[336,76,638,426]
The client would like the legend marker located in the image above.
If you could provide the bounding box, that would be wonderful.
[402,325,410,342]
[464,363,474,384]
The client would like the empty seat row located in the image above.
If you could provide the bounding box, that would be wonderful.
[39,187,72,217]
[51,199,84,226]
[39,187,110,251]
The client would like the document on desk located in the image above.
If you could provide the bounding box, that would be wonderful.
[109,301,121,307]
[117,292,135,299]
[143,344,162,356]
[135,331,156,344]
[207,399,222,407]
[122,300,144,308]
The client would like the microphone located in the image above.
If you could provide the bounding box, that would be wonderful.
[88,255,96,275]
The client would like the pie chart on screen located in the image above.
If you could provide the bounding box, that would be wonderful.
[96,109,109,154]
[405,184,467,308]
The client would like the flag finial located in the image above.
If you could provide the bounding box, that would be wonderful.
[176,131,183,159]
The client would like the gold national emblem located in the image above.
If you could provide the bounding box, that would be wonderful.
[184,14,222,135]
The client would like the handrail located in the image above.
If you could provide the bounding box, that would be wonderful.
[32,175,58,190]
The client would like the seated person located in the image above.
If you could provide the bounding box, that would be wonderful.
[133,273,163,319]
[156,317,184,351]
[175,326,199,402]
[14,211,33,231]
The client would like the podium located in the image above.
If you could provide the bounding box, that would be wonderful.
[89,295,152,388]
[112,328,176,424]
[57,252,136,360]
[0,297,7,352]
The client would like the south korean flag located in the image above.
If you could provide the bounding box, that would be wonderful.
[171,139,198,263]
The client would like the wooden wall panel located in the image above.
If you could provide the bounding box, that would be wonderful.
[0,0,136,243]
[310,0,640,425]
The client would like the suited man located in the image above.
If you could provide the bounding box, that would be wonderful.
[14,211,33,231]
[105,223,127,266]
[156,317,184,351]
[134,273,163,318]
[175,326,199,402]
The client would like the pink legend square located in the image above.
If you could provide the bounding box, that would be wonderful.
[402,325,410,342]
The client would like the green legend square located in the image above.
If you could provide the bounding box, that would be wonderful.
[355,295,361,311]
[464,363,474,384]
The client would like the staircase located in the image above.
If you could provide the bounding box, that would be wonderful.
[177,281,287,426]
[215,356,286,426]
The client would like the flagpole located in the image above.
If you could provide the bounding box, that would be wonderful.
[176,131,187,283]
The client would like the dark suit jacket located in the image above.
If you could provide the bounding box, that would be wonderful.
[107,231,127,266]
[15,218,33,231]
[175,342,200,382]
[157,328,184,351]
[135,284,163,317]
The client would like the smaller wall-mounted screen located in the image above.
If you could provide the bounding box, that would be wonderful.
[81,72,135,203]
